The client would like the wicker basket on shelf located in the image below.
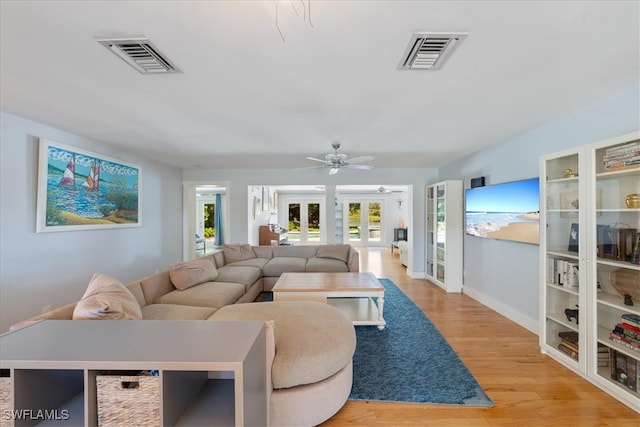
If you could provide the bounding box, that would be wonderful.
[96,373,160,427]
[0,374,12,427]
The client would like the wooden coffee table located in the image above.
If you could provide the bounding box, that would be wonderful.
[272,272,386,330]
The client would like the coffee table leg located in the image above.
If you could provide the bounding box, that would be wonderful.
[377,293,385,330]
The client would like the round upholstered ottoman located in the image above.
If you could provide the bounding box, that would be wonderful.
[210,301,356,426]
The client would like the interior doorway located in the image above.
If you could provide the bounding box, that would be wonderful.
[182,181,229,261]
[196,197,216,252]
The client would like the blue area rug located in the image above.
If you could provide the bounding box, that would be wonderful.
[258,278,492,406]
[350,278,493,406]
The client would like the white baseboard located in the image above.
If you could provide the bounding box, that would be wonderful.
[462,285,539,335]
[407,270,426,279]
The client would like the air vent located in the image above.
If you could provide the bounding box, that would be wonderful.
[97,38,181,74]
[398,32,467,71]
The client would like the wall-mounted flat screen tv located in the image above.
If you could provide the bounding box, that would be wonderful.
[465,177,540,245]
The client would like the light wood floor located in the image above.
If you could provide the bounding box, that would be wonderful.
[321,247,640,426]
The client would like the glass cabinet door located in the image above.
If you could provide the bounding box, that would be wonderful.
[591,138,640,400]
[425,180,463,292]
[426,187,435,277]
[435,184,446,282]
[541,149,586,368]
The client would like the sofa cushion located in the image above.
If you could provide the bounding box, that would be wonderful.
[262,257,307,277]
[272,245,318,259]
[142,304,217,320]
[73,274,143,320]
[155,282,245,309]
[252,246,274,259]
[215,265,262,291]
[223,258,270,270]
[316,244,351,263]
[169,258,218,291]
[223,244,256,264]
[305,257,349,273]
[210,301,356,389]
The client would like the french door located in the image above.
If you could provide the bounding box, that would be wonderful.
[283,199,324,245]
[343,199,383,246]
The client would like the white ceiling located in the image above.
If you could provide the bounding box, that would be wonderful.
[1,1,639,170]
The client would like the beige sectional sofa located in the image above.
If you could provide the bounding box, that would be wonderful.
[12,243,359,327]
[10,243,360,426]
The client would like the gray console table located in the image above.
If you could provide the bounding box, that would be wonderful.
[0,320,267,426]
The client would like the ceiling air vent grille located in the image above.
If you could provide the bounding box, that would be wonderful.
[398,32,467,71]
[98,38,181,74]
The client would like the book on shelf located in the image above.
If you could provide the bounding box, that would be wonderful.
[598,345,610,367]
[631,233,640,265]
[603,158,640,171]
[603,142,640,171]
[615,323,640,342]
[557,331,579,360]
[609,349,639,392]
[557,343,578,361]
[622,313,640,327]
[609,332,640,354]
[561,341,578,354]
[558,331,578,341]
[603,141,640,157]
[548,258,579,287]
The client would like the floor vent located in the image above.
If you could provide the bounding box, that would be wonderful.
[98,38,181,74]
[398,32,467,71]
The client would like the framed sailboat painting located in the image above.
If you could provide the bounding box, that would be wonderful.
[36,139,141,232]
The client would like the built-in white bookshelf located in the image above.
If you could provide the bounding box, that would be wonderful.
[425,180,463,292]
[539,130,640,413]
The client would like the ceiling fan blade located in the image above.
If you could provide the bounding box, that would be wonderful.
[306,156,328,164]
[295,165,325,171]
[347,155,374,164]
[346,164,374,170]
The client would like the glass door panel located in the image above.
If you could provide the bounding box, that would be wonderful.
[287,203,301,243]
[345,199,384,246]
[368,202,381,243]
[348,202,361,243]
[287,201,323,244]
[426,186,435,277]
[307,202,320,242]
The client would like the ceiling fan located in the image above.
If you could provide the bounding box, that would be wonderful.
[305,143,374,175]
[377,186,398,194]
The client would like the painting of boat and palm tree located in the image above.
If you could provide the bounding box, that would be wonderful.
[36,139,141,232]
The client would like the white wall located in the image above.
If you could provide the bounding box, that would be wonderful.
[0,112,183,332]
[438,85,640,333]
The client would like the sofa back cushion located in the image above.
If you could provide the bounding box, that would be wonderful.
[138,271,176,305]
[305,257,349,273]
[73,274,143,320]
[223,244,256,264]
[272,245,317,259]
[211,251,225,268]
[126,282,147,307]
[315,244,351,263]
[252,246,273,259]
[262,257,307,277]
[169,258,219,291]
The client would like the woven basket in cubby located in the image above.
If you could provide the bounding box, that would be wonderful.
[96,373,160,427]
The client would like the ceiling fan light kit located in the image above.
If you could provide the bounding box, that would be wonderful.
[305,143,374,174]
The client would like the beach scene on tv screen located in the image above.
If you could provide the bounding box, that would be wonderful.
[465,178,540,245]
